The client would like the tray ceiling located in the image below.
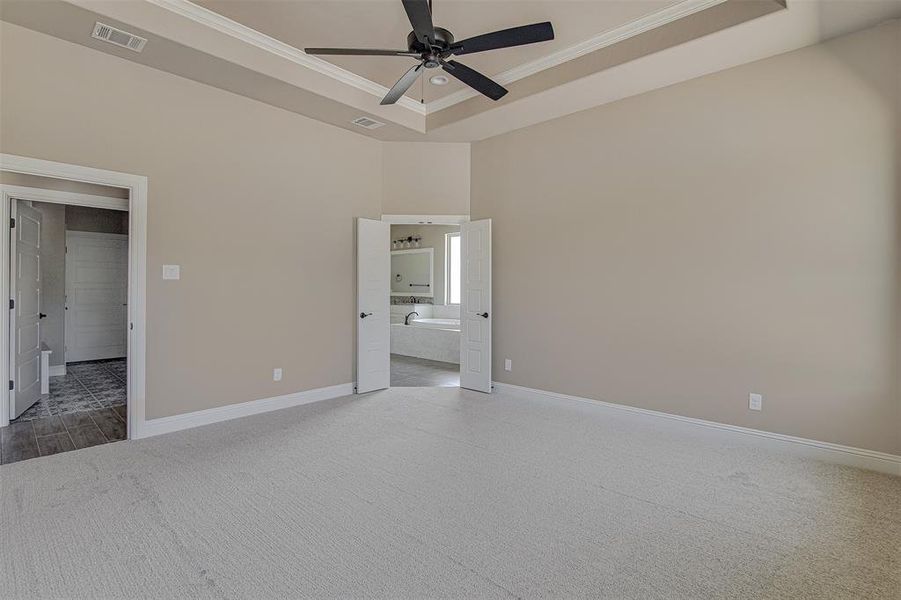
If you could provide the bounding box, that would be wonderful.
[193,0,682,103]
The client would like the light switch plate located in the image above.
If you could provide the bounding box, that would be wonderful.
[273,368,282,382]
[504,359,512,371]
[749,393,763,411]
[162,265,180,280]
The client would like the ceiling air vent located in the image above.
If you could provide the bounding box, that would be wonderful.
[351,116,385,130]
[92,22,147,52]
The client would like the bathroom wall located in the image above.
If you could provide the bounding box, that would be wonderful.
[390,224,459,305]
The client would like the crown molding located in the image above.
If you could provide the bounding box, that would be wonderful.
[147,0,726,118]
[426,0,728,113]
[144,0,427,115]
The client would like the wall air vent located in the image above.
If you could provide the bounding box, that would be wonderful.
[92,22,147,52]
[351,116,385,130]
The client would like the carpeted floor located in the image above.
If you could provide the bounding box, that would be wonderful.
[1,386,899,599]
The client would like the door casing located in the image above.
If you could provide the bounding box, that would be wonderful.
[0,154,146,439]
[365,214,492,393]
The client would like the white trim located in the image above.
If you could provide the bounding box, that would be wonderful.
[428,0,728,112]
[145,0,427,115]
[0,185,128,212]
[148,0,724,116]
[444,231,461,306]
[493,382,901,476]
[381,214,470,225]
[135,382,354,438]
[0,154,147,441]
[49,365,66,377]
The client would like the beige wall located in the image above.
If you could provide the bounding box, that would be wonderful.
[391,224,460,304]
[31,202,66,367]
[472,21,901,454]
[1,22,383,419]
[382,142,470,215]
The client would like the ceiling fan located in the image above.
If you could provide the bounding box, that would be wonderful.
[305,0,554,105]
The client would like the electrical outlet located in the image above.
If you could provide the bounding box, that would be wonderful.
[504,359,512,372]
[749,393,762,411]
[273,368,282,382]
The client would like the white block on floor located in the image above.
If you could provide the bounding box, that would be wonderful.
[40,343,52,395]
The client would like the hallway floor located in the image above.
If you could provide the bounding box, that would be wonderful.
[14,359,126,421]
[390,354,459,387]
[1,359,127,464]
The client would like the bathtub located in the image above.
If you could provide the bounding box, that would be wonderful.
[391,322,460,364]
[410,318,461,331]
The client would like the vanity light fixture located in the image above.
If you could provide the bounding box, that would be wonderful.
[393,235,422,249]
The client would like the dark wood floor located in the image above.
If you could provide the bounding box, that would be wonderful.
[0,405,126,465]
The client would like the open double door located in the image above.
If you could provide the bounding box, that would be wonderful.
[356,218,491,395]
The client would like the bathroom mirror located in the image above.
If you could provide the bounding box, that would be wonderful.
[391,248,433,297]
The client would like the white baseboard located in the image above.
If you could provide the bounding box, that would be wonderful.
[48,365,66,377]
[493,382,901,477]
[134,382,354,439]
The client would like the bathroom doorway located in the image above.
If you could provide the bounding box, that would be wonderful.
[356,215,491,394]
[389,223,461,387]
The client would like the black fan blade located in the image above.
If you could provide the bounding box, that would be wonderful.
[305,48,420,57]
[381,63,424,105]
[402,0,436,45]
[442,60,507,101]
[452,22,554,56]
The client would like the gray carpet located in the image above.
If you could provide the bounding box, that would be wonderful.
[1,386,899,599]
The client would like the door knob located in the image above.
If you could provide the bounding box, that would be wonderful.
[39,313,47,319]
[360,312,373,319]
[477,312,489,318]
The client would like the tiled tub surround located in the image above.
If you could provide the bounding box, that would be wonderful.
[390,304,461,363]
[14,359,126,421]
[391,323,460,364]
[389,303,460,324]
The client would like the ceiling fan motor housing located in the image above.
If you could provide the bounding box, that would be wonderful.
[408,27,454,67]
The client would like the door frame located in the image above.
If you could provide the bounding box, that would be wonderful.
[379,214,473,388]
[0,154,147,441]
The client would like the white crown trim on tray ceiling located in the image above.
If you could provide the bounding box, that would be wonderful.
[146,0,727,116]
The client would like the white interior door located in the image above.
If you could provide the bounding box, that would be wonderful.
[65,231,128,362]
[10,201,43,419]
[356,218,390,394]
[460,219,492,393]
